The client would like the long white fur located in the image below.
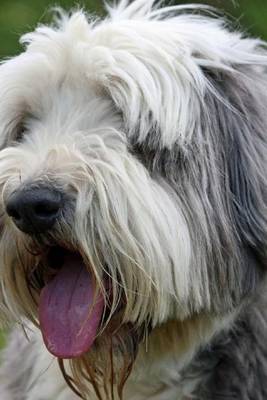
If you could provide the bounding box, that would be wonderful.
[0,1,266,399]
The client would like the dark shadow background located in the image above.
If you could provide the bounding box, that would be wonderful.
[0,1,266,58]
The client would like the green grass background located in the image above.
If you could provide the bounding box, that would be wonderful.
[0,0,266,347]
[0,331,5,349]
[0,0,267,58]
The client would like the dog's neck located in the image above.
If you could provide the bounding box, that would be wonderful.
[124,314,234,400]
[2,314,236,400]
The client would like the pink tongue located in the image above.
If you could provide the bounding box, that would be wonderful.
[39,253,105,359]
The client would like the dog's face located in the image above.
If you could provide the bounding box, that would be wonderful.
[0,1,266,398]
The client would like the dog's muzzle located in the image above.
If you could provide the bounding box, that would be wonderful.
[6,185,63,234]
[5,183,109,359]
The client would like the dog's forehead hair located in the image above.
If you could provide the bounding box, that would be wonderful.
[22,86,122,142]
[0,7,265,153]
[0,56,123,149]
[0,7,265,151]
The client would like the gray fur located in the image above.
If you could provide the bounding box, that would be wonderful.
[184,295,267,399]
[132,63,267,313]
[129,59,267,398]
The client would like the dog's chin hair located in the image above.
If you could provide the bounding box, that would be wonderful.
[0,224,148,399]
[60,323,145,400]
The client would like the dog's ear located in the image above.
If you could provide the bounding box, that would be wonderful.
[204,67,267,267]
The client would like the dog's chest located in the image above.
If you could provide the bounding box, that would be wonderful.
[124,381,193,400]
[27,350,196,400]
[123,356,198,400]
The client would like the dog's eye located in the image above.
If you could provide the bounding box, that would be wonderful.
[14,124,26,143]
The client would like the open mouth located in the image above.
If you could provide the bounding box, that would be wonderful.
[38,246,107,359]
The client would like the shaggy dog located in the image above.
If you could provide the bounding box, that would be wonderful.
[0,0,266,399]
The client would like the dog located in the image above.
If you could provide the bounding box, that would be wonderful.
[0,0,266,399]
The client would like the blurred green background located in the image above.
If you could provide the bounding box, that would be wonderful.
[0,0,267,58]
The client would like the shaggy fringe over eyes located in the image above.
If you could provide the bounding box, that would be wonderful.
[19,0,267,149]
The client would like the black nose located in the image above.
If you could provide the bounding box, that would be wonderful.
[6,186,63,234]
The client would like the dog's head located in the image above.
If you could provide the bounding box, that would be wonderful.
[0,0,266,398]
